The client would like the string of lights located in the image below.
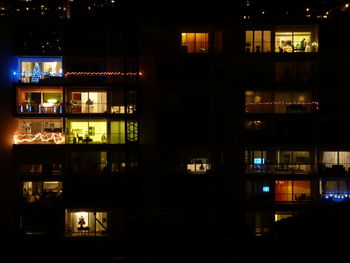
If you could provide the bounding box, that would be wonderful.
[13,132,65,144]
[245,101,320,112]
[64,72,142,77]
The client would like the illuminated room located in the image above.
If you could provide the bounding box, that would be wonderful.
[321,151,350,173]
[65,209,109,236]
[66,119,125,144]
[181,33,209,53]
[18,56,63,83]
[275,180,312,202]
[320,179,350,201]
[187,157,211,174]
[245,149,313,174]
[14,118,64,144]
[22,181,63,203]
[17,87,63,114]
[67,91,107,113]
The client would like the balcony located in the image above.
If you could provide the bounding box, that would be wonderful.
[70,161,125,176]
[22,181,63,203]
[65,209,110,237]
[245,91,319,114]
[245,163,315,175]
[275,180,313,202]
[66,119,128,144]
[245,27,318,54]
[245,149,315,174]
[16,87,63,115]
[64,71,141,85]
[245,101,319,114]
[320,179,350,202]
[16,56,63,84]
[14,132,65,145]
[65,103,136,114]
[17,104,63,114]
[19,163,63,176]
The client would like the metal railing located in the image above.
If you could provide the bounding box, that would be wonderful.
[17,103,63,114]
[245,102,319,113]
[16,103,137,114]
[65,103,108,114]
[66,133,125,144]
[245,164,316,174]
[320,163,350,174]
[70,162,125,176]
[275,193,313,202]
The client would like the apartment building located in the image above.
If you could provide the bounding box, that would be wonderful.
[1,8,350,261]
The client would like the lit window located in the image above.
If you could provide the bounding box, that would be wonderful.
[275,180,312,202]
[65,210,109,236]
[181,33,209,53]
[321,151,350,172]
[245,30,271,53]
[68,91,107,113]
[66,119,126,144]
[187,158,210,174]
[320,180,350,201]
[274,213,293,222]
[17,87,63,114]
[22,181,63,203]
[275,32,314,53]
[18,57,63,83]
[14,118,64,144]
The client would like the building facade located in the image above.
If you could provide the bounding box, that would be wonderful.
[1,11,350,261]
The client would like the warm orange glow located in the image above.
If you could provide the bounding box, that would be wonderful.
[275,180,311,201]
[13,132,65,144]
[181,33,209,53]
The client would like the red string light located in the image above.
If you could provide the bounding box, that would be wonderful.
[64,72,142,77]
[245,101,319,113]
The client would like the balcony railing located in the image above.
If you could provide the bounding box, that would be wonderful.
[245,101,319,113]
[16,103,136,115]
[320,163,350,174]
[66,133,125,144]
[70,162,125,176]
[19,164,63,176]
[66,103,136,114]
[14,132,65,144]
[245,164,316,174]
[17,103,63,114]
[13,132,129,144]
[23,190,63,203]
[16,72,63,84]
[275,193,313,202]
[320,193,350,202]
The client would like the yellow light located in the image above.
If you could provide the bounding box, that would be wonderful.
[306,8,310,12]
[47,99,58,104]
[346,3,349,8]
[298,96,305,102]
[42,102,53,107]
